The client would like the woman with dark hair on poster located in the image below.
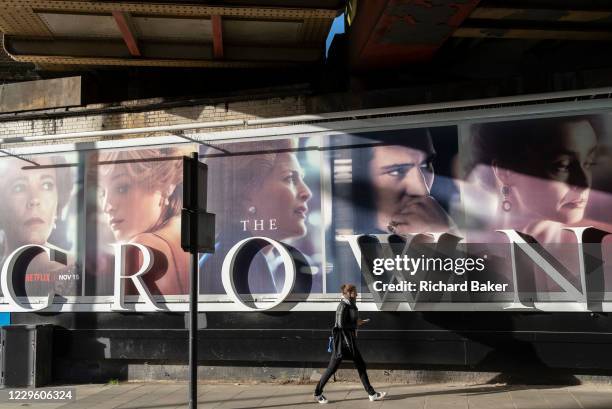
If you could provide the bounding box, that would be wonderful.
[0,155,77,296]
[201,138,315,295]
[353,128,456,235]
[96,146,190,295]
[461,115,612,299]
[466,115,610,243]
[314,283,386,404]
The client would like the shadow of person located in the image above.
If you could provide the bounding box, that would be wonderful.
[421,311,581,386]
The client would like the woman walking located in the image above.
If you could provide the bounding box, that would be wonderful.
[314,283,386,404]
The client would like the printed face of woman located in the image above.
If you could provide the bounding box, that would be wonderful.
[248,152,312,240]
[369,144,435,231]
[0,159,58,248]
[510,120,597,224]
[98,167,164,241]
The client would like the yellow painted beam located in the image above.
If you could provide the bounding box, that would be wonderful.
[0,1,337,20]
[8,54,299,68]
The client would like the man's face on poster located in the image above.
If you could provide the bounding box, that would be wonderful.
[368,144,435,232]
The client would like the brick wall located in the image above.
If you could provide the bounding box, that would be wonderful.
[3,65,611,148]
[0,95,307,146]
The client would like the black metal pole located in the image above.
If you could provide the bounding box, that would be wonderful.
[189,152,198,409]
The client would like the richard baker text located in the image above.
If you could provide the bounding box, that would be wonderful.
[373,280,508,293]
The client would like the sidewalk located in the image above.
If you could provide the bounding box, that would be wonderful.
[2,382,612,409]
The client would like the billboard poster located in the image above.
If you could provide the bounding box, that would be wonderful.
[0,153,80,299]
[2,110,612,312]
[458,116,612,304]
[325,126,460,301]
[85,146,193,297]
[199,137,323,302]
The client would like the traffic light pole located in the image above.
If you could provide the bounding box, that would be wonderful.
[189,151,199,409]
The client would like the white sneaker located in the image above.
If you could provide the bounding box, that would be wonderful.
[315,394,329,404]
[369,391,387,401]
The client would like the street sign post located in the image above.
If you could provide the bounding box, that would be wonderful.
[181,152,215,409]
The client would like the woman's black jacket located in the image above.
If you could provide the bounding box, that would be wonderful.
[331,299,359,358]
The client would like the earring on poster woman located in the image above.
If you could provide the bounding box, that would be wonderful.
[501,185,512,212]
[248,206,257,215]
[159,195,169,208]
[165,185,175,207]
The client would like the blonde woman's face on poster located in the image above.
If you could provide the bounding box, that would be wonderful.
[98,166,165,241]
[248,152,312,240]
[0,160,58,248]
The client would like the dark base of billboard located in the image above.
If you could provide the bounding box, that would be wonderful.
[13,312,612,385]
[50,362,605,386]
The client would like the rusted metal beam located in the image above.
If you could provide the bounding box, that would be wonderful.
[211,15,223,59]
[349,0,481,69]
[453,27,612,41]
[112,11,140,57]
[469,8,612,23]
[0,1,337,20]
[3,35,321,67]
[4,36,322,60]
[7,54,294,68]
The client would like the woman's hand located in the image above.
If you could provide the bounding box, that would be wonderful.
[357,319,369,326]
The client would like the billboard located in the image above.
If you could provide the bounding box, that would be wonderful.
[84,146,192,297]
[2,110,612,312]
[0,153,80,301]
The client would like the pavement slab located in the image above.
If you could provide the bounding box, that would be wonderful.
[2,382,612,409]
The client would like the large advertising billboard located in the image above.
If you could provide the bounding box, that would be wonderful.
[2,110,612,312]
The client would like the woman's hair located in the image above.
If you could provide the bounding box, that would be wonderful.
[96,147,186,227]
[204,138,298,235]
[466,115,600,188]
[340,283,357,295]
